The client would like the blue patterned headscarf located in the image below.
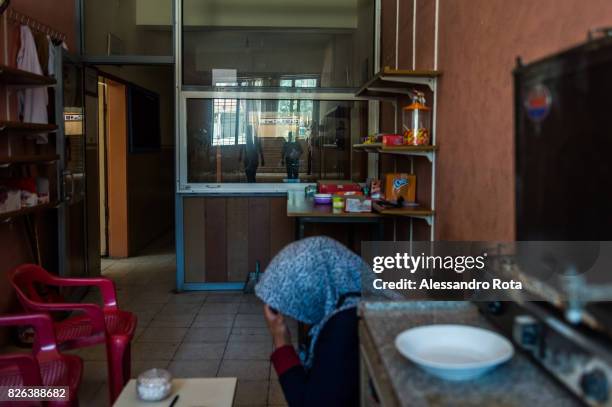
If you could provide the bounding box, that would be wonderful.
[255,236,368,369]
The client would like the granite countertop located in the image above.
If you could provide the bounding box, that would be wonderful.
[359,301,580,407]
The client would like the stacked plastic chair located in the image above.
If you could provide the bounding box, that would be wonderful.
[9,264,137,403]
[0,313,82,406]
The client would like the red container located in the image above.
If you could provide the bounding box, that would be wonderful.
[382,134,404,146]
[317,182,362,194]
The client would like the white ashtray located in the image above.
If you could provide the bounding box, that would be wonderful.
[394,324,514,381]
[136,368,173,401]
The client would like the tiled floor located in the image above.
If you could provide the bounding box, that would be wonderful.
[74,236,292,407]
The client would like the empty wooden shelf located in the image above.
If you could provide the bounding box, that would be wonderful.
[0,121,58,133]
[0,202,58,221]
[0,65,56,87]
[0,154,59,165]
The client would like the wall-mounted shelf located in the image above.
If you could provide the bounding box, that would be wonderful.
[353,144,438,162]
[0,121,58,134]
[380,145,437,163]
[373,202,435,226]
[355,68,442,98]
[0,202,58,221]
[353,143,382,153]
[0,154,60,166]
[0,65,56,87]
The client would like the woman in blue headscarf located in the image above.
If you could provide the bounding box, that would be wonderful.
[255,236,368,407]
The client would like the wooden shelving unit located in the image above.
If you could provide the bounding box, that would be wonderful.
[0,121,58,133]
[355,67,441,99]
[354,67,442,239]
[0,202,58,221]
[0,154,59,166]
[0,65,56,87]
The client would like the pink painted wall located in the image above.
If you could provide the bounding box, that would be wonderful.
[389,0,612,240]
[8,0,76,51]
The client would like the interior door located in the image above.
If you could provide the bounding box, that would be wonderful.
[55,50,93,284]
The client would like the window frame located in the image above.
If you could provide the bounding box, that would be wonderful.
[174,0,381,194]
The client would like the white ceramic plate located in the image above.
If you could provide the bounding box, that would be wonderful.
[394,324,514,381]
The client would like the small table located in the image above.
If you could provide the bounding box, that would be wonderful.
[113,378,237,407]
[287,190,384,241]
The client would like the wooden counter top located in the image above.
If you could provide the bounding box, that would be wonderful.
[286,190,381,218]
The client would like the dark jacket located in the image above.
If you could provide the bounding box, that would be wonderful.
[275,308,359,407]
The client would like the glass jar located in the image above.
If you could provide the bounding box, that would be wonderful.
[402,93,431,146]
[136,368,172,401]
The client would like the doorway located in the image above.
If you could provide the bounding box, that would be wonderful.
[96,66,175,259]
[98,77,129,258]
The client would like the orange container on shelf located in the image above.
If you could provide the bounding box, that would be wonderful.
[402,92,431,146]
[384,173,416,204]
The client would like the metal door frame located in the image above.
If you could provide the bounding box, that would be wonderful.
[55,48,89,279]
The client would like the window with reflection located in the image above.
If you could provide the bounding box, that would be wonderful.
[186,98,368,183]
[182,0,375,88]
[84,0,173,56]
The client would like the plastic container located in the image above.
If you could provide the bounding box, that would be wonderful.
[314,193,332,205]
[402,92,431,146]
[136,368,172,401]
[382,134,404,147]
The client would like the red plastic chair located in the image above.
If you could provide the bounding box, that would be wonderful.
[8,264,137,404]
[0,313,83,406]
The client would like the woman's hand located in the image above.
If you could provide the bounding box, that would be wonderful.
[263,304,292,350]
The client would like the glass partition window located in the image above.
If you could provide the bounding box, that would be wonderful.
[181,0,375,88]
[84,0,173,56]
[186,98,368,183]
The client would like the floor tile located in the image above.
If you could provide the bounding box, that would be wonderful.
[131,341,180,361]
[167,359,221,378]
[131,360,170,378]
[125,301,165,313]
[173,342,227,360]
[233,380,269,406]
[224,341,271,360]
[199,302,240,314]
[268,380,288,406]
[230,327,272,343]
[192,313,235,328]
[217,360,270,380]
[166,292,207,304]
[85,384,111,407]
[82,361,109,382]
[138,326,188,343]
[77,344,107,361]
[234,314,267,327]
[238,302,263,314]
[159,302,202,315]
[148,313,196,328]
[130,291,173,304]
[77,378,105,405]
[205,294,243,303]
[132,310,158,326]
[184,327,232,343]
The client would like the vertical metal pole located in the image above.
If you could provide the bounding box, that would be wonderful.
[55,47,68,276]
[430,80,437,241]
[174,0,183,290]
[75,0,84,55]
